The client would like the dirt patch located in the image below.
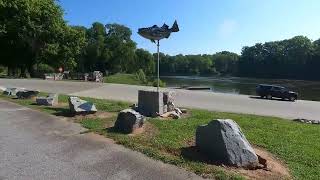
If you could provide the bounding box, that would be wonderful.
[128,127,145,136]
[181,139,291,180]
[235,147,291,180]
[128,121,158,137]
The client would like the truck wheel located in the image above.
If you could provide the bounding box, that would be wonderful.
[267,94,272,99]
[290,96,296,101]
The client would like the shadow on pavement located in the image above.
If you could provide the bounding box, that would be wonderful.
[42,106,74,117]
[249,96,292,102]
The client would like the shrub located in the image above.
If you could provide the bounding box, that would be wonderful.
[36,64,55,75]
[150,79,166,87]
[135,69,147,84]
[0,66,6,75]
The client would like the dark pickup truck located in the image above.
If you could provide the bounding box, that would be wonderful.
[256,84,298,101]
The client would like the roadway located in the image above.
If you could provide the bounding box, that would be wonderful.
[1,78,320,120]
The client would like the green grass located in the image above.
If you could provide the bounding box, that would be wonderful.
[1,91,320,179]
[81,118,105,131]
[104,73,166,87]
[104,73,145,85]
[0,93,131,115]
[104,110,320,179]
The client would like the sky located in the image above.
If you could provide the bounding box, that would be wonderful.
[59,0,320,55]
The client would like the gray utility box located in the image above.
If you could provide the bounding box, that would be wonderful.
[138,90,165,117]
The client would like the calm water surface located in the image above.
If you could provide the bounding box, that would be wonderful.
[161,76,320,101]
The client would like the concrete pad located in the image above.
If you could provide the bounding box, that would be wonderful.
[0,100,204,180]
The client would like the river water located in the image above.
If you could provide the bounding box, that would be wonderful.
[161,76,320,101]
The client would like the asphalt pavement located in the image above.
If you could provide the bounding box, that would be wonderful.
[0,100,203,180]
[1,78,320,120]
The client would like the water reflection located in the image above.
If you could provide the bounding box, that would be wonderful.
[162,76,320,101]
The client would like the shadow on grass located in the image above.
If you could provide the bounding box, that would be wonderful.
[180,146,223,165]
[105,126,130,135]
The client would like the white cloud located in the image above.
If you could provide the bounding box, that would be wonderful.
[218,19,237,38]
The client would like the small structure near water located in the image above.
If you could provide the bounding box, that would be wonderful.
[196,119,259,168]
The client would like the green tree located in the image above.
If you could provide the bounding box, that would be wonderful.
[238,36,314,79]
[0,0,67,77]
[213,51,239,74]
[40,25,86,72]
[82,22,109,73]
[135,49,155,75]
[105,23,136,73]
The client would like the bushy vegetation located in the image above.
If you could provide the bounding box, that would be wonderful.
[105,73,166,87]
[149,79,166,87]
[159,51,239,76]
[36,64,55,76]
[239,36,320,80]
[135,69,147,84]
[0,66,7,76]
[0,0,85,78]
[0,0,154,78]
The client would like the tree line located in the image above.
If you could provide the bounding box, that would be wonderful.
[239,36,320,80]
[1,0,320,81]
[158,51,239,76]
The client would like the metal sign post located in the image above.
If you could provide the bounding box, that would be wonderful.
[138,20,179,92]
[157,40,160,91]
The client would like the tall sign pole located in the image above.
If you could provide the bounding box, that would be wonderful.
[138,20,179,92]
[157,40,160,91]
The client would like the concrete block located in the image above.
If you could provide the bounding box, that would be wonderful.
[138,90,164,117]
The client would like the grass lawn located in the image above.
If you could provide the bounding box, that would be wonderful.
[1,92,319,179]
[104,73,145,85]
[104,73,166,87]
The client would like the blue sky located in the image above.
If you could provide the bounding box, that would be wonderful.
[59,0,320,55]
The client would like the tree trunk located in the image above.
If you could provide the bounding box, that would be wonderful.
[7,66,12,77]
[11,67,17,78]
[28,64,36,78]
[7,66,11,77]
[19,66,27,78]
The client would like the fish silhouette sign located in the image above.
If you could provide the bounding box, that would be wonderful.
[138,20,179,43]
